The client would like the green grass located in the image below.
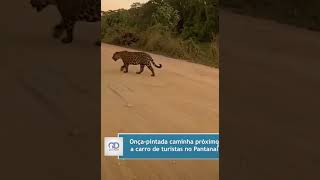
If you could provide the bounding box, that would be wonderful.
[102,29,219,68]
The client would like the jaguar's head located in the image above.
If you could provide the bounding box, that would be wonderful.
[30,0,49,12]
[112,52,121,61]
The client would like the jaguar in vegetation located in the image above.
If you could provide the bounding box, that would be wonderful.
[112,51,162,76]
[30,0,100,45]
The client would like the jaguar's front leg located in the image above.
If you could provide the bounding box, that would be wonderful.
[120,65,125,71]
[53,20,65,39]
[61,19,75,44]
[124,64,129,73]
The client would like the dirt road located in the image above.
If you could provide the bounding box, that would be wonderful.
[101,44,219,180]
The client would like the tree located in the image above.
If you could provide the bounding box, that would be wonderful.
[151,1,180,30]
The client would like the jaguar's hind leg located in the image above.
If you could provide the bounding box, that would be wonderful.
[61,19,75,44]
[53,21,65,39]
[146,64,155,76]
[136,65,145,74]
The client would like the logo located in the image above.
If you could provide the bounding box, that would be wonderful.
[108,141,120,151]
[104,137,123,156]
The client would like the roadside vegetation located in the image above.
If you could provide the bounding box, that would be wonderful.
[101,0,219,67]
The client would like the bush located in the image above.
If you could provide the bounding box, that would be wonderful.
[101,0,219,67]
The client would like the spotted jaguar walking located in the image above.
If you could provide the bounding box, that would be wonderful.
[112,51,162,76]
[30,0,100,44]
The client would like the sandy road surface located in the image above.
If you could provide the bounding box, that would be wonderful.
[101,44,219,180]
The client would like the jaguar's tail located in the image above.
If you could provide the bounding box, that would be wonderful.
[151,60,162,68]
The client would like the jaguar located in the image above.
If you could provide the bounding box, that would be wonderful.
[30,0,100,45]
[112,51,162,76]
